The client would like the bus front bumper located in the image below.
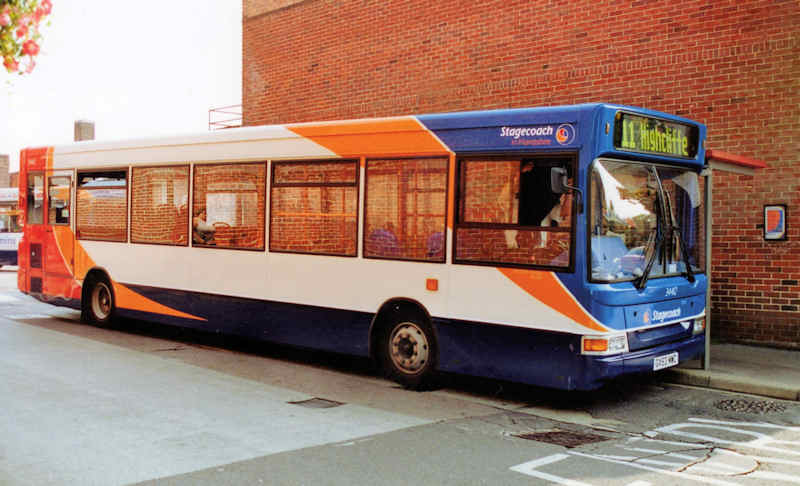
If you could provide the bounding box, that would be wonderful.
[580,334,705,389]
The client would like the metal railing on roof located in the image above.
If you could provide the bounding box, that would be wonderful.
[208,104,242,130]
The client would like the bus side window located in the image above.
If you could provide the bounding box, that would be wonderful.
[518,161,565,227]
[48,176,71,225]
[455,157,574,268]
[76,170,128,242]
[27,174,44,225]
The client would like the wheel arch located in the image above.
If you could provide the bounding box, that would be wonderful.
[81,267,115,303]
[368,297,436,363]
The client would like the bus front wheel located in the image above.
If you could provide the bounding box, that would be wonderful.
[82,276,115,327]
[380,315,438,390]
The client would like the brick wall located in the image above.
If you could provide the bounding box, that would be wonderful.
[131,167,189,245]
[76,189,127,242]
[270,161,358,255]
[243,0,800,347]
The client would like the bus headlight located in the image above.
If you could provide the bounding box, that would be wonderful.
[581,333,629,355]
[693,317,706,335]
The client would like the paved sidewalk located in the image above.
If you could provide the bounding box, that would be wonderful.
[662,343,800,401]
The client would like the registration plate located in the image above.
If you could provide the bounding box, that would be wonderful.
[653,352,679,371]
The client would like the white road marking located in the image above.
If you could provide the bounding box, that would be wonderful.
[656,419,800,456]
[689,417,800,431]
[749,471,800,483]
[512,418,800,485]
[0,294,19,303]
[510,454,593,486]
[567,451,740,486]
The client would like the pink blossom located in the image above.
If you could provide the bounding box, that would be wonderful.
[25,58,36,73]
[3,57,19,73]
[0,12,11,27]
[18,14,31,26]
[22,40,40,56]
[16,24,28,39]
[41,0,53,15]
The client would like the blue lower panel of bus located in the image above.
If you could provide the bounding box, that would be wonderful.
[0,250,17,266]
[435,318,705,390]
[43,284,704,391]
[118,284,375,358]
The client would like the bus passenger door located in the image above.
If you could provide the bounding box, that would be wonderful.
[43,172,75,299]
[24,172,46,294]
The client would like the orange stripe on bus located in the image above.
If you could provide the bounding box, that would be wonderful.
[498,268,609,333]
[288,118,447,157]
[112,282,207,321]
[54,227,205,321]
[54,226,95,280]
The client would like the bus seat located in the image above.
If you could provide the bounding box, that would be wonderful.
[426,231,444,258]
[366,228,400,257]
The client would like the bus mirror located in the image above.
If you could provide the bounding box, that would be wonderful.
[550,167,568,194]
[550,166,583,213]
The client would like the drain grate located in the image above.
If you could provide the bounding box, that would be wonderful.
[714,398,787,414]
[514,430,610,448]
[288,397,345,409]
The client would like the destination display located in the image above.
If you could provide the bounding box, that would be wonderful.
[614,112,698,158]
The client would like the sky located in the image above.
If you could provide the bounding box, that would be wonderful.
[1,0,242,173]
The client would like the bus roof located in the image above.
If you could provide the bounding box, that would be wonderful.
[42,103,705,168]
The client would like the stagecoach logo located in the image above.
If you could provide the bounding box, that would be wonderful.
[498,124,578,147]
[500,125,553,139]
[653,308,682,322]
[555,123,576,145]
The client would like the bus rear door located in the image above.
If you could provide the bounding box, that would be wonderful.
[23,171,46,294]
[43,172,74,298]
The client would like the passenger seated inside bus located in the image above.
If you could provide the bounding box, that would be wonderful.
[505,161,568,249]
[192,208,216,245]
[519,161,564,227]
[366,222,400,257]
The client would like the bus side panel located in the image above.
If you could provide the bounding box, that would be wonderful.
[118,284,373,358]
[16,232,27,291]
[42,227,77,299]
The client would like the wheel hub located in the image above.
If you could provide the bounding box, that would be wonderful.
[389,322,429,375]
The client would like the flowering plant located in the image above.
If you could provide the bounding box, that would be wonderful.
[1,0,52,74]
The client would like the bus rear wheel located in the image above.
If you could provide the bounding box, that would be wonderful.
[380,316,438,390]
[82,276,115,327]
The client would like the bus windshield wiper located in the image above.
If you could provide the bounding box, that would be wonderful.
[635,230,661,291]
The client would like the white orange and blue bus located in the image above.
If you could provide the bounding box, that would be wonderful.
[17,103,707,390]
[0,187,22,268]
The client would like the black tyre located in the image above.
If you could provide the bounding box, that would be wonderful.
[82,275,115,327]
[380,314,438,390]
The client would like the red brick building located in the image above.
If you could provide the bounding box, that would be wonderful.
[242,0,800,348]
